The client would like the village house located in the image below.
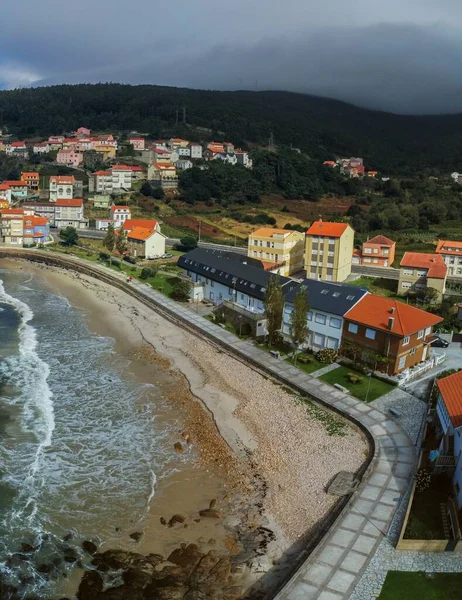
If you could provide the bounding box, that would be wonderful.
[22,202,56,226]
[57,148,83,167]
[92,194,111,209]
[398,252,447,301]
[21,172,40,192]
[49,175,75,202]
[434,370,462,511]
[91,171,113,193]
[147,162,178,189]
[110,205,131,225]
[235,150,253,168]
[248,227,306,276]
[0,209,24,246]
[175,159,193,171]
[305,220,354,282]
[0,198,9,210]
[23,215,50,245]
[33,142,51,154]
[323,160,338,168]
[122,219,166,259]
[130,166,144,181]
[48,135,65,143]
[189,143,202,159]
[343,164,365,178]
[0,184,12,205]
[367,171,378,178]
[169,138,190,150]
[129,137,145,151]
[353,235,396,267]
[55,198,87,230]
[95,218,115,231]
[6,141,27,157]
[152,148,172,162]
[111,165,132,191]
[3,181,28,199]
[436,240,462,281]
[282,280,369,351]
[75,127,91,137]
[342,294,443,375]
[94,145,116,160]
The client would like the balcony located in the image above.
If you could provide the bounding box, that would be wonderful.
[221,299,264,320]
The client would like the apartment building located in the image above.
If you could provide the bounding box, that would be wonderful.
[435,240,462,281]
[0,209,24,245]
[147,162,178,189]
[55,199,87,229]
[398,252,447,301]
[342,295,443,375]
[305,220,354,282]
[111,165,132,191]
[248,228,305,276]
[49,176,75,202]
[92,171,113,193]
[21,172,40,192]
[353,235,396,267]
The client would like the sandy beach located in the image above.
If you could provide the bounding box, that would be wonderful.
[1,259,368,597]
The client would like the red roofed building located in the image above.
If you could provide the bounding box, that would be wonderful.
[129,136,145,151]
[305,220,355,282]
[435,370,462,509]
[147,161,178,189]
[111,165,133,190]
[353,235,396,268]
[342,295,443,375]
[3,181,28,198]
[57,147,83,167]
[55,198,87,229]
[21,171,40,192]
[122,219,166,259]
[398,252,447,301]
[435,239,462,281]
[49,175,75,202]
[23,215,50,245]
[110,205,132,225]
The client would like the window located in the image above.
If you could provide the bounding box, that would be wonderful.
[425,327,431,336]
[315,313,327,325]
[373,259,379,264]
[365,328,376,340]
[240,294,245,301]
[346,295,355,301]
[403,336,410,346]
[383,249,389,255]
[330,317,342,329]
[398,356,406,370]
[403,269,413,276]
[266,242,271,248]
[410,348,416,356]
[363,248,372,254]
[327,337,339,349]
[373,248,379,254]
[348,323,358,334]
[416,270,427,277]
[364,258,371,263]
[210,280,214,287]
[307,311,313,321]
[210,292,214,301]
[321,289,329,295]
[401,281,412,289]
[417,329,424,339]
[313,333,325,346]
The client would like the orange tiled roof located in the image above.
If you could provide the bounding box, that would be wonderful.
[3,181,26,187]
[0,208,24,215]
[306,220,351,237]
[344,295,443,336]
[152,161,175,170]
[111,205,131,211]
[21,172,39,178]
[50,175,75,184]
[93,170,111,176]
[437,371,462,428]
[111,164,131,170]
[127,227,155,241]
[400,252,447,279]
[251,227,294,237]
[55,198,83,207]
[436,240,462,256]
[366,235,395,246]
[123,219,158,231]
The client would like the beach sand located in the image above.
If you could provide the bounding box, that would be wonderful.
[2,260,368,597]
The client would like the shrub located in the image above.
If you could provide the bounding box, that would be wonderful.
[170,278,192,301]
[240,322,252,337]
[297,354,313,365]
[415,469,431,493]
[317,348,339,364]
[123,255,136,264]
[111,259,121,268]
[346,372,364,384]
[140,267,152,280]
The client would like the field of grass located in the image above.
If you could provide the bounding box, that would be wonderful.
[404,474,453,540]
[320,366,395,402]
[348,277,399,298]
[285,355,324,374]
[378,571,462,599]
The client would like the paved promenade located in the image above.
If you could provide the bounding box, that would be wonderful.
[0,252,418,600]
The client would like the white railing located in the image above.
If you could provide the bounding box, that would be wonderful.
[396,353,447,386]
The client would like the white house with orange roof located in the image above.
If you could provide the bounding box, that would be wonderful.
[49,175,75,202]
[6,141,27,156]
[398,252,447,301]
[33,142,51,154]
[248,227,306,276]
[110,205,132,225]
[55,198,87,229]
[111,165,133,190]
[0,184,12,205]
[305,220,355,282]
[3,181,28,199]
[436,240,462,281]
[122,219,166,259]
[147,161,178,189]
[91,170,113,193]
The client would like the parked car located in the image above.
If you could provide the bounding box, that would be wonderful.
[161,253,173,259]
[431,336,449,348]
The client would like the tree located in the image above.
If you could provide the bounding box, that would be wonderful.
[416,286,439,304]
[59,226,78,246]
[103,224,116,253]
[140,181,153,197]
[179,235,198,251]
[289,287,310,364]
[264,275,284,347]
[170,278,192,301]
[151,186,165,200]
[115,224,127,255]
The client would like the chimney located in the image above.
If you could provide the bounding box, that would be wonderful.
[388,317,395,330]
[390,307,395,314]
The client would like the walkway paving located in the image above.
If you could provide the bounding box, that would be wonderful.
[4,253,418,600]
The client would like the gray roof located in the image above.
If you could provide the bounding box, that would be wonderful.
[284,278,369,316]
[178,248,291,300]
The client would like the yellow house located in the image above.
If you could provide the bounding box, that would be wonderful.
[398,252,447,302]
[247,227,305,276]
[94,145,117,160]
[0,210,24,245]
[304,220,354,282]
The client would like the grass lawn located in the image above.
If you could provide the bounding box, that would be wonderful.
[285,355,324,374]
[404,474,453,540]
[349,276,399,298]
[320,365,395,402]
[378,571,462,599]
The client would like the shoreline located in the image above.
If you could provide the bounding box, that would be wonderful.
[0,258,368,598]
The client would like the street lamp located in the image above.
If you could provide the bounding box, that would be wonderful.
[365,371,373,403]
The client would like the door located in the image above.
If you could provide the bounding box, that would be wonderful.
[422,345,428,361]
[384,260,388,267]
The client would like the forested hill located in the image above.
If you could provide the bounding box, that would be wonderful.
[3,83,462,173]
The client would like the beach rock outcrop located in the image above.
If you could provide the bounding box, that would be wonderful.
[82,540,98,555]
[168,514,185,527]
[198,508,221,519]
[129,531,143,542]
[174,442,184,454]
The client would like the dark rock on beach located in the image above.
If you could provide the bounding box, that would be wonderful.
[129,531,143,542]
[82,540,98,555]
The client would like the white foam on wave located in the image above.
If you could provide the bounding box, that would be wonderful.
[0,277,55,517]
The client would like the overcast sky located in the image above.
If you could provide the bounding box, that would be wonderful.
[1,1,462,114]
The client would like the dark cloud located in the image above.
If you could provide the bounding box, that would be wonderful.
[0,1,461,114]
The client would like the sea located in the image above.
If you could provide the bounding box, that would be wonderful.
[0,266,181,598]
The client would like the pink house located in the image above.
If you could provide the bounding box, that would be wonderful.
[76,127,91,137]
[129,137,145,150]
[57,148,83,167]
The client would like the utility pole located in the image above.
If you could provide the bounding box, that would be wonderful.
[175,108,179,126]
[198,219,201,243]
[182,106,186,124]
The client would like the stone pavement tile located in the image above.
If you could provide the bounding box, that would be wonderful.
[340,513,366,531]
[367,472,388,486]
[354,403,371,413]
[387,475,409,492]
[384,421,401,434]
[374,461,394,476]
[287,582,319,600]
[371,503,395,521]
[316,544,346,566]
[380,489,402,506]
[352,498,375,515]
[359,486,382,501]
[363,519,388,536]
[318,592,343,600]
[377,437,397,448]
[352,534,378,554]
[338,396,357,407]
[304,563,333,586]
[370,424,388,436]
[393,433,413,447]
[326,570,357,593]
[340,550,368,572]
[330,528,356,548]
[368,410,386,421]
[393,462,413,478]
